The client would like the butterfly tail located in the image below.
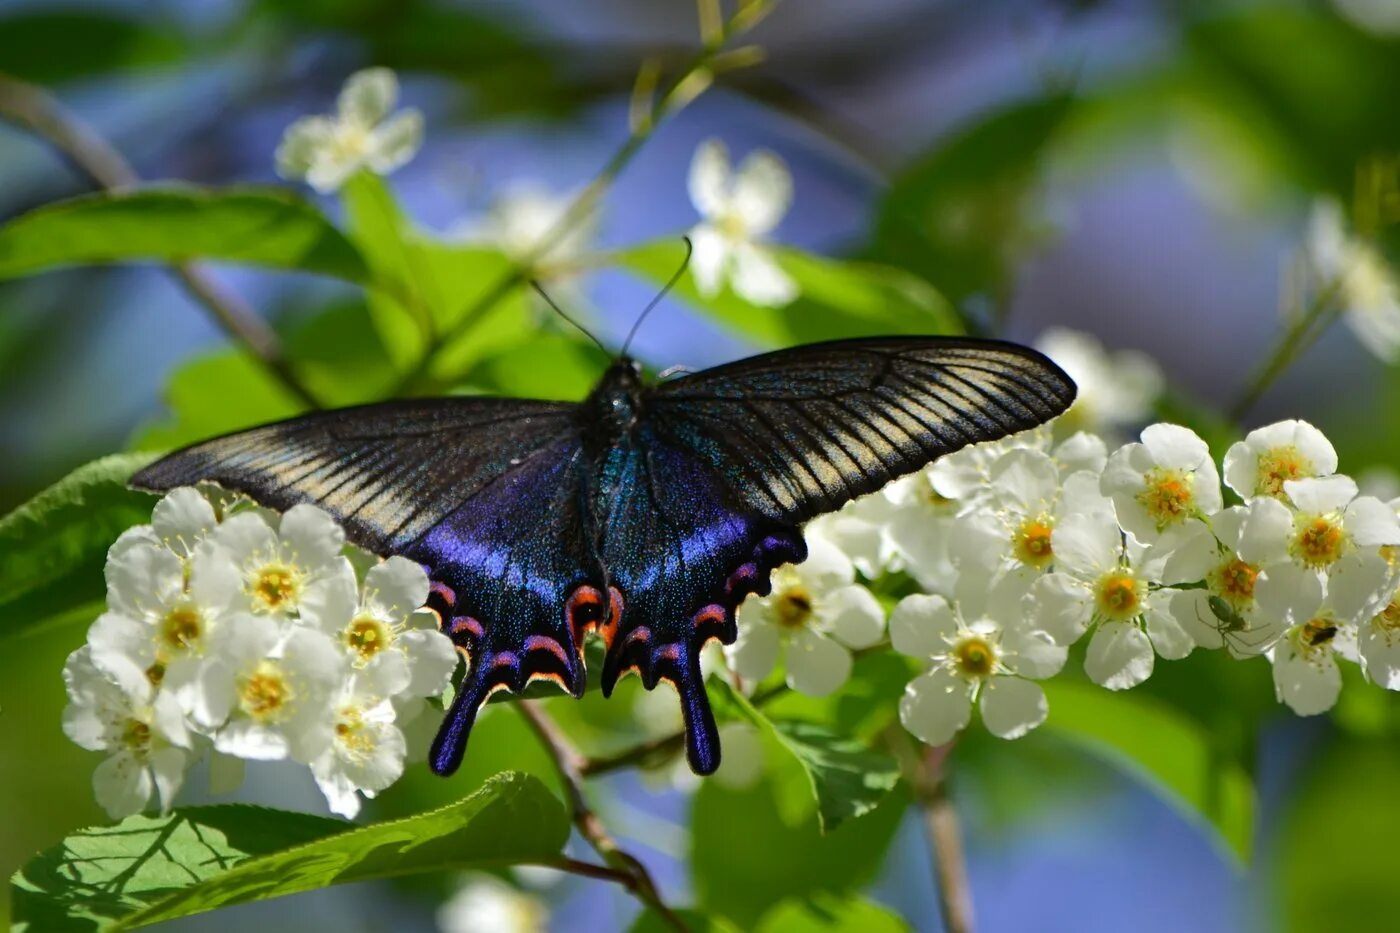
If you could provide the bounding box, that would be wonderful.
[429,664,492,776]
[670,644,721,775]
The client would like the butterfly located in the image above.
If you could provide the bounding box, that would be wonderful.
[131,336,1075,776]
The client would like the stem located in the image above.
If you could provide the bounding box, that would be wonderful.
[392,2,780,396]
[923,775,974,933]
[0,73,321,409]
[517,701,689,932]
[1228,277,1342,423]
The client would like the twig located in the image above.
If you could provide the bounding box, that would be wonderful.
[0,73,321,409]
[1228,277,1341,423]
[517,701,689,932]
[391,1,781,396]
[919,745,974,933]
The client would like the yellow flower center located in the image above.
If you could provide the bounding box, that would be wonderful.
[238,661,292,721]
[345,615,391,662]
[951,635,996,679]
[1296,616,1339,655]
[145,661,166,687]
[1137,467,1195,529]
[774,588,814,630]
[330,123,371,161]
[160,605,204,652]
[1094,570,1144,622]
[1291,515,1347,568]
[121,718,151,752]
[334,707,375,759]
[249,562,302,613]
[1375,597,1400,634]
[1254,445,1313,498]
[1011,516,1056,568]
[1210,558,1260,609]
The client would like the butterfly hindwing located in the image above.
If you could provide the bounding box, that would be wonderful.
[589,338,1075,772]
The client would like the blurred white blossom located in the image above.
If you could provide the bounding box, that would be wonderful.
[1306,199,1400,363]
[276,68,424,193]
[687,138,797,306]
[1223,420,1337,503]
[1035,328,1163,440]
[453,183,597,270]
[437,874,548,933]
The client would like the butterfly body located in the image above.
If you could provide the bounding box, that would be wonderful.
[132,337,1075,776]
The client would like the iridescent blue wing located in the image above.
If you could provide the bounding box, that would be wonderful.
[601,337,1075,773]
[130,398,601,775]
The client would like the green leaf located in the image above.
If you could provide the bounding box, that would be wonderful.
[341,174,531,378]
[870,95,1074,303]
[629,908,743,933]
[131,351,306,451]
[466,333,612,400]
[1275,738,1400,933]
[1041,680,1254,863]
[0,187,370,283]
[10,772,568,932]
[756,894,911,932]
[691,755,909,928]
[709,679,900,833]
[620,240,962,348]
[0,454,155,640]
[0,11,185,84]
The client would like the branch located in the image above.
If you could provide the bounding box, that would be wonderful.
[392,1,781,396]
[517,701,689,932]
[1228,275,1342,423]
[0,73,321,410]
[918,746,974,933]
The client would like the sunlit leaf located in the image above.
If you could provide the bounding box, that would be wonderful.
[755,893,911,932]
[0,454,154,641]
[1041,680,1254,863]
[709,680,900,833]
[0,187,370,283]
[131,352,306,452]
[620,240,962,348]
[10,772,568,932]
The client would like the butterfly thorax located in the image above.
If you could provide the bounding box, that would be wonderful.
[579,359,645,455]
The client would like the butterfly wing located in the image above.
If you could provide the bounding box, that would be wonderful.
[598,337,1075,772]
[130,397,606,775]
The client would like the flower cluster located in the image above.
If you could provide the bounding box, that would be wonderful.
[62,489,457,819]
[732,351,1400,748]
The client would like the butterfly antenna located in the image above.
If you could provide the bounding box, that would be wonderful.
[621,235,692,357]
[530,280,609,354]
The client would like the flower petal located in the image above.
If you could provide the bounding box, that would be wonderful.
[1030,573,1093,645]
[998,626,1066,679]
[1284,475,1358,514]
[899,668,973,746]
[1084,621,1154,689]
[889,594,956,658]
[364,556,430,620]
[338,67,398,127]
[979,676,1048,739]
[726,616,782,681]
[1271,644,1341,715]
[93,753,153,819]
[1141,423,1211,471]
[785,628,852,697]
[1344,495,1400,547]
[816,584,885,649]
[1145,605,1195,660]
[730,243,798,307]
[277,504,345,571]
[731,149,792,235]
[274,116,335,180]
[367,110,424,174]
[151,487,216,556]
[687,224,730,297]
[688,138,730,219]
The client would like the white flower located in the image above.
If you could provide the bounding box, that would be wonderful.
[212,505,358,621]
[1170,505,1286,657]
[1306,199,1400,363]
[62,648,192,819]
[891,594,1065,746]
[437,874,548,933]
[276,68,424,193]
[1358,572,1400,690]
[926,427,1052,513]
[150,486,219,558]
[1101,423,1223,547]
[1035,328,1163,439]
[454,182,596,270]
[1222,420,1337,502]
[1241,476,1400,620]
[954,447,1114,588]
[883,470,962,595]
[310,665,408,819]
[728,532,884,696]
[687,138,797,306]
[95,536,241,703]
[1266,556,1396,715]
[194,615,344,762]
[806,490,903,579]
[1032,511,1213,689]
[306,555,457,699]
